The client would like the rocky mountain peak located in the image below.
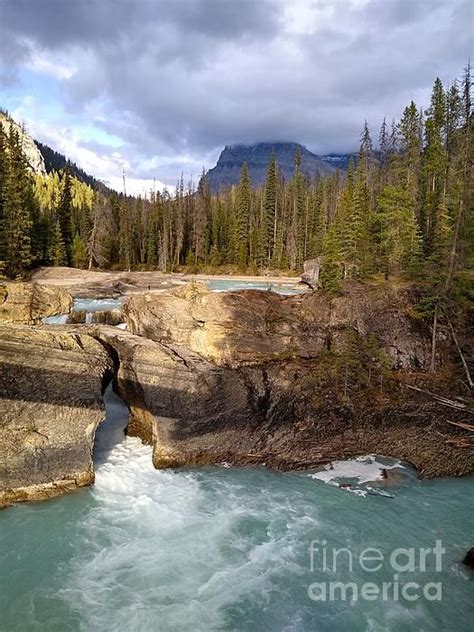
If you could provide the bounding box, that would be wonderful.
[0,110,46,175]
[206,141,340,192]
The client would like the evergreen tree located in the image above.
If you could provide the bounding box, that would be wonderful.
[3,128,32,277]
[422,78,447,256]
[71,233,88,269]
[233,162,251,268]
[146,229,158,266]
[49,220,67,266]
[263,153,277,264]
[376,185,422,277]
[56,166,74,264]
[320,226,342,294]
[0,122,7,268]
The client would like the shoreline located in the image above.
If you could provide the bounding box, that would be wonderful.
[31,266,302,286]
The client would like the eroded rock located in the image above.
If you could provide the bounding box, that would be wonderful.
[123,281,432,369]
[0,282,72,324]
[0,325,112,506]
[93,325,474,479]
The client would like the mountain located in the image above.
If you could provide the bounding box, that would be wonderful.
[1,109,110,192]
[320,153,356,171]
[35,141,110,193]
[0,110,46,175]
[205,142,344,192]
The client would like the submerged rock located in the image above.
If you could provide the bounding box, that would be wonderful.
[0,282,72,324]
[0,325,112,506]
[463,548,474,569]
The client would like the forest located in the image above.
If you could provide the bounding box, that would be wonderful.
[0,66,472,302]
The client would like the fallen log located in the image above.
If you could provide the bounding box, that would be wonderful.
[444,420,474,432]
[404,384,474,413]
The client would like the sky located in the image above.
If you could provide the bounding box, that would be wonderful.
[0,0,472,195]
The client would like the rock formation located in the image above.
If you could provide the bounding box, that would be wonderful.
[301,258,321,289]
[109,282,472,477]
[1,279,472,507]
[0,325,113,506]
[123,281,432,370]
[0,111,46,175]
[0,282,72,324]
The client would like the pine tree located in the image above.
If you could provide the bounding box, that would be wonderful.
[263,153,277,264]
[376,185,422,277]
[0,122,7,268]
[233,162,251,268]
[345,153,370,276]
[88,193,115,269]
[422,78,448,256]
[49,220,67,266]
[57,166,74,264]
[71,233,88,269]
[320,226,342,294]
[146,229,158,267]
[3,128,32,277]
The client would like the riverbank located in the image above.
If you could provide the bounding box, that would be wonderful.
[30,266,302,299]
[1,274,472,506]
[0,385,472,631]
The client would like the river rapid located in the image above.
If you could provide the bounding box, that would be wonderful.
[0,385,472,632]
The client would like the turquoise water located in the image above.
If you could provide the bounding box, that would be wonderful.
[205,279,306,294]
[1,388,472,632]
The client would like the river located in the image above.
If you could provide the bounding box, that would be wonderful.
[0,385,472,632]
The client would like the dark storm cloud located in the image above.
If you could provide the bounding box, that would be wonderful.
[0,0,472,183]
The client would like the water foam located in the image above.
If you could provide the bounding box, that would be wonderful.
[57,387,312,630]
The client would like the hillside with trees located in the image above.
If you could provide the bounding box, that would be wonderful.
[35,140,110,193]
[0,66,472,310]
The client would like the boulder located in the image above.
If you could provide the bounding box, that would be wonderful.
[301,258,321,289]
[0,325,112,506]
[0,282,72,324]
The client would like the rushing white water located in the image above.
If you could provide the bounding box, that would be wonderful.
[1,388,472,632]
[73,297,124,312]
[41,313,69,324]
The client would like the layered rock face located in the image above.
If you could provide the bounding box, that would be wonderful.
[0,325,112,506]
[115,283,472,477]
[1,280,472,507]
[0,282,72,324]
[123,281,432,370]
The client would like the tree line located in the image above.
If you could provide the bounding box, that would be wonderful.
[0,66,472,299]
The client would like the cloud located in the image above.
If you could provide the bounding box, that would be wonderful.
[0,0,471,185]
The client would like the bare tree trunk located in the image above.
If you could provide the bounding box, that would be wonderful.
[445,199,463,293]
[430,305,438,372]
[444,311,473,388]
